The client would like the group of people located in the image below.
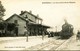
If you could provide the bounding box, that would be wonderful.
[76,30,80,40]
[48,31,55,37]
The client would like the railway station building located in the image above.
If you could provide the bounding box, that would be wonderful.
[5,11,50,36]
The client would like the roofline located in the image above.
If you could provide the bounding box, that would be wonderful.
[20,11,43,20]
[5,14,27,22]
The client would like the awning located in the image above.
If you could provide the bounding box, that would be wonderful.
[28,23,50,28]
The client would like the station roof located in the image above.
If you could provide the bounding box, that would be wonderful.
[28,22,50,28]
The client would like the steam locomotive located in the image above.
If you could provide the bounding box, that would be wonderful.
[60,21,74,39]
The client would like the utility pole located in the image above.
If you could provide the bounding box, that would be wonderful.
[42,28,44,40]
[26,31,29,42]
[41,20,44,40]
[55,26,57,32]
[26,19,29,42]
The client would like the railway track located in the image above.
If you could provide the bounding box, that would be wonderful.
[26,35,74,50]
[55,35,76,50]
[38,39,67,50]
[26,39,66,50]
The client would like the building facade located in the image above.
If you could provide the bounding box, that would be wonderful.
[5,11,50,36]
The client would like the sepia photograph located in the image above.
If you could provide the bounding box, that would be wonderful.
[0,0,80,51]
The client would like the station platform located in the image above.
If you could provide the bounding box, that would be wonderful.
[0,35,54,50]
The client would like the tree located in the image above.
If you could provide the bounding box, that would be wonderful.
[0,22,5,36]
[0,22,7,36]
[7,23,16,35]
[0,1,5,36]
[0,22,5,30]
[0,1,5,22]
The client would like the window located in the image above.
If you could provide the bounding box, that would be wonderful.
[24,15,28,18]
[14,20,18,24]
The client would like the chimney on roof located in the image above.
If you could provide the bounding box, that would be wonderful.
[37,14,39,17]
[21,11,24,14]
[29,10,32,13]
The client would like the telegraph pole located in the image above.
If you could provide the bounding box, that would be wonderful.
[42,26,44,40]
[26,19,29,42]
[41,20,44,40]
[55,26,57,32]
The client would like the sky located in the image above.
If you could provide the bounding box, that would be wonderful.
[0,0,80,33]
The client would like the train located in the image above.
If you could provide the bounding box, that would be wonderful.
[60,21,74,39]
